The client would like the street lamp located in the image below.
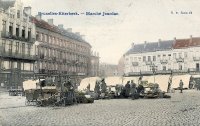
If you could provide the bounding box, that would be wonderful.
[150,63,157,84]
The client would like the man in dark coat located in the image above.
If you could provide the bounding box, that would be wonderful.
[179,79,184,93]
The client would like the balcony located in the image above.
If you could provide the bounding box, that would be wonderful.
[1,31,35,43]
[193,57,200,61]
[160,59,168,64]
[132,62,139,66]
[176,57,184,62]
[0,51,36,61]
[145,61,152,65]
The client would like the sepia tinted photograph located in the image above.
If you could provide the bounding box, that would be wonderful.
[0,0,200,125]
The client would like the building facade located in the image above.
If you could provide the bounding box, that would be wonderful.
[124,36,200,76]
[0,0,36,89]
[32,16,91,84]
[90,51,100,77]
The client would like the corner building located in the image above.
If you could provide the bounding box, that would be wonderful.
[0,0,36,88]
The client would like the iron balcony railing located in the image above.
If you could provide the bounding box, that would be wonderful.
[0,51,36,61]
[176,57,184,62]
[193,57,200,61]
[145,61,152,65]
[1,31,35,43]
[160,59,168,64]
[132,62,139,66]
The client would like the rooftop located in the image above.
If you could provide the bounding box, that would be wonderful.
[31,17,91,47]
[173,37,200,49]
[126,40,174,55]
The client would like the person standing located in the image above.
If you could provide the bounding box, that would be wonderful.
[179,79,184,93]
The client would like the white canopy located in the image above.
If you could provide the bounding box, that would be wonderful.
[78,76,140,91]
[171,74,191,89]
[78,77,101,91]
[23,80,38,90]
[142,75,171,92]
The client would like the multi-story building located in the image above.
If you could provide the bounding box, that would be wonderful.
[124,36,200,76]
[32,15,91,84]
[0,0,36,88]
[90,51,100,77]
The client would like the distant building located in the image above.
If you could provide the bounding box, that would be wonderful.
[117,56,125,76]
[90,51,100,77]
[99,63,118,77]
[0,0,36,88]
[124,36,200,76]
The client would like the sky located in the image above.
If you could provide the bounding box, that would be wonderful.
[21,0,200,64]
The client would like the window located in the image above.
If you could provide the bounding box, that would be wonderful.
[36,32,40,41]
[22,27,25,38]
[163,66,166,71]
[28,28,31,41]
[153,56,156,61]
[148,56,151,61]
[9,22,13,36]
[16,42,19,54]
[16,25,20,37]
[8,41,12,54]
[173,53,176,58]
[27,44,31,56]
[17,10,20,18]
[138,57,141,61]
[2,21,6,34]
[22,43,25,55]
[143,56,146,61]
[184,52,187,58]
[2,40,6,52]
[179,65,182,70]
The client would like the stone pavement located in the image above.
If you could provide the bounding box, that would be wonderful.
[1,90,200,126]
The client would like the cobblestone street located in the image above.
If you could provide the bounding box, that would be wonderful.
[1,90,200,126]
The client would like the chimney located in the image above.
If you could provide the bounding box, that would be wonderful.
[67,28,72,32]
[131,43,134,48]
[158,39,161,47]
[144,41,147,48]
[47,19,53,25]
[190,35,193,42]
[58,24,64,29]
[35,13,42,20]
[173,37,176,45]
[24,6,31,15]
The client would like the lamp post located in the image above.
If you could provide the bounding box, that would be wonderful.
[150,63,157,84]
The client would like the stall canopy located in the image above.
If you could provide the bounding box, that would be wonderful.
[171,74,191,89]
[23,80,38,90]
[141,75,170,92]
[78,77,101,91]
[78,76,140,91]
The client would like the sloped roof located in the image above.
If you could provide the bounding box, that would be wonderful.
[173,37,200,49]
[126,40,174,54]
[31,17,91,47]
[0,0,15,10]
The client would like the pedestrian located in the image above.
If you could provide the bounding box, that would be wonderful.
[179,79,184,93]
[124,81,131,98]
